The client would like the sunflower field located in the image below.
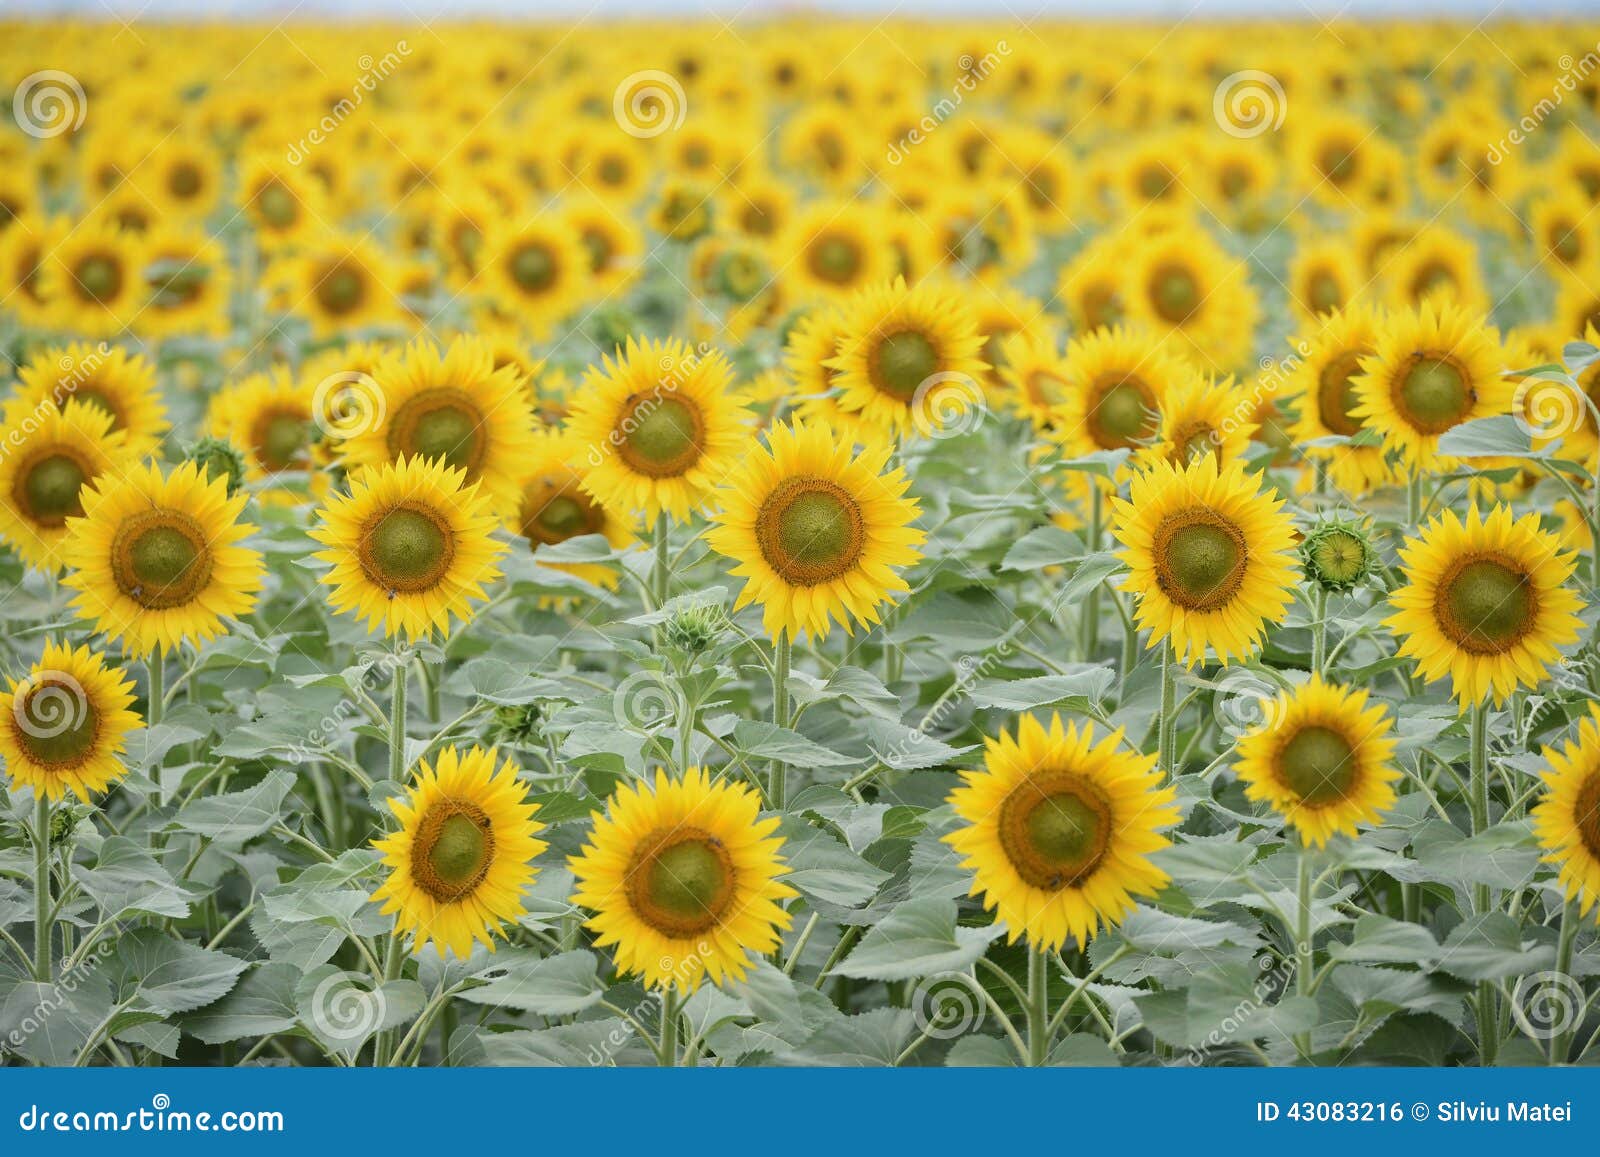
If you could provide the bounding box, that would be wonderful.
[1,15,1600,1073]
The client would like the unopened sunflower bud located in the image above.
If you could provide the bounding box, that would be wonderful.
[188,436,246,496]
[1302,518,1376,592]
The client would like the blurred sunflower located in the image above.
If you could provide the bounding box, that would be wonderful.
[12,342,168,458]
[0,404,129,572]
[515,432,636,590]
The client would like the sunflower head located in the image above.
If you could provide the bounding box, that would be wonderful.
[1301,516,1378,592]
[1532,704,1600,919]
[0,641,141,803]
[0,402,129,573]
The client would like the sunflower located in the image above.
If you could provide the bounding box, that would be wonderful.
[779,201,895,303]
[61,460,264,657]
[309,455,505,642]
[1381,227,1489,316]
[479,217,590,337]
[1234,677,1400,847]
[337,337,539,524]
[1112,454,1298,666]
[1140,372,1256,471]
[1122,228,1259,372]
[240,153,327,248]
[0,641,141,803]
[1048,325,1189,461]
[0,404,129,572]
[515,432,636,590]
[1351,302,1510,471]
[1287,238,1363,324]
[563,337,749,523]
[268,233,402,337]
[825,277,988,438]
[997,327,1070,428]
[135,227,231,339]
[1531,705,1600,919]
[0,213,69,330]
[568,767,796,993]
[40,220,144,337]
[706,418,923,640]
[11,342,168,458]
[204,370,321,500]
[944,714,1178,950]
[1286,304,1399,496]
[371,745,547,958]
[1386,505,1584,707]
[1530,190,1595,271]
[1058,236,1128,335]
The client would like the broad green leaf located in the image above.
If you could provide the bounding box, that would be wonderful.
[835,898,1003,981]
[455,951,606,1016]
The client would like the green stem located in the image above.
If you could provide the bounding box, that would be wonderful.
[1468,700,1498,1067]
[1405,474,1422,530]
[146,655,164,728]
[1157,641,1178,781]
[771,633,791,811]
[652,512,671,608]
[1551,899,1580,1065]
[1311,586,1328,675]
[659,987,680,1067]
[1079,487,1102,661]
[1294,851,1315,1062]
[389,656,408,783]
[1026,942,1050,1066]
[33,796,51,981]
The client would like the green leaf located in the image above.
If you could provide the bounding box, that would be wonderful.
[173,769,296,843]
[1000,525,1085,572]
[185,962,301,1044]
[73,837,193,920]
[732,720,855,767]
[1433,914,1556,982]
[967,667,1114,711]
[295,966,425,1057]
[455,951,606,1016]
[834,898,1003,981]
[1435,415,1543,459]
[780,820,891,907]
[1329,915,1442,967]
[114,930,248,1016]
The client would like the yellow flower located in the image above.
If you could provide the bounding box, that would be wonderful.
[0,641,141,802]
[0,404,130,572]
[1531,705,1600,920]
[12,342,168,458]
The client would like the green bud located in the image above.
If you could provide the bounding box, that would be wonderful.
[1302,517,1377,592]
[664,603,726,656]
[490,703,543,747]
[188,436,246,496]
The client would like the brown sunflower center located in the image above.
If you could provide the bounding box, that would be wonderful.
[1151,506,1248,611]
[1409,260,1456,302]
[74,254,123,304]
[1317,349,1368,437]
[1081,283,1121,331]
[996,771,1113,890]
[1170,419,1219,464]
[410,799,495,902]
[1318,140,1358,185]
[251,409,310,472]
[360,504,455,595]
[521,478,605,546]
[1307,270,1343,314]
[1149,262,1200,324]
[807,233,861,284]
[15,450,91,527]
[871,330,939,400]
[169,162,203,199]
[316,262,366,316]
[1395,353,1474,433]
[110,510,214,609]
[386,388,486,475]
[755,477,866,586]
[11,679,100,769]
[1434,553,1537,655]
[1276,724,1357,806]
[1550,223,1581,264]
[1575,775,1600,860]
[70,387,124,429]
[615,395,704,478]
[1025,369,1067,409]
[509,241,557,293]
[625,828,735,936]
[1088,373,1158,449]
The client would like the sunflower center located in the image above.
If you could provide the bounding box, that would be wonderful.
[1319,141,1358,184]
[12,680,100,769]
[252,410,309,472]
[256,180,298,228]
[1396,354,1473,433]
[1170,419,1218,464]
[110,510,214,609]
[1149,263,1200,324]
[1317,349,1367,437]
[75,255,123,304]
[1435,554,1537,655]
[1089,373,1157,449]
[808,234,861,284]
[70,387,122,428]
[17,451,90,527]
[1575,776,1600,860]
[510,242,556,293]
[1307,270,1343,314]
[1277,725,1357,806]
[1025,369,1066,409]
[410,800,495,902]
[169,163,203,199]
[1311,530,1367,585]
[872,330,939,400]
[997,772,1112,890]
[1152,507,1248,611]
[626,829,735,937]
[755,476,866,586]
[387,388,486,474]
[521,478,604,546]
[616,395,704,478]
[1082,284,1121,331]
[316,263,365,316]
[361,505,455,594]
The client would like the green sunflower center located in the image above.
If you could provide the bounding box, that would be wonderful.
[521,478,604,547]
[1152,508,1249,611]
[387,389,485,475]
[1317,349,1367,437]
[71,388,122,427]
[75,255,123,304]
[1319,141,1358,184]
[169,163,203,199]
[253,410,309,472]
[1310,529,1369,587]
[627,829,735,936]
[411,800,495,902]
[362,505,455,594]
[755,476,866,587]
[616,395,704,478]
[1149,263,1200,324]
[13,681,99,769]
[1436,554,1537,655]
[808,234,861,284]
[256,180,298,229]
[997,773,1112,890]
[18,452,89,527]
[1277,725,1357,805]
[316,263,365,316]
[1089,374,1157,449]
[1307,270,1343,314]
[872,330,939,400]
[510,242,556,293]
[111,510,214,609]
[1396,354,1473,433]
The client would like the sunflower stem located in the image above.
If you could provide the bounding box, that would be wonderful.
[1551,898,1580,1065]
[1079,487,1102,661]
[1293,850,1315,1063]
[652,512,671,609]
[145,656,164,728]
[374,656,411,1066]
[770,633,791,811]
[1468,700,1498,1067]
[1405,474,1422,530]
[33,795,51,982]
[1026,941,1050,1066]
[1311,586,1328,675]
[1157,641,1178,781]
[659,987,680,1067]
